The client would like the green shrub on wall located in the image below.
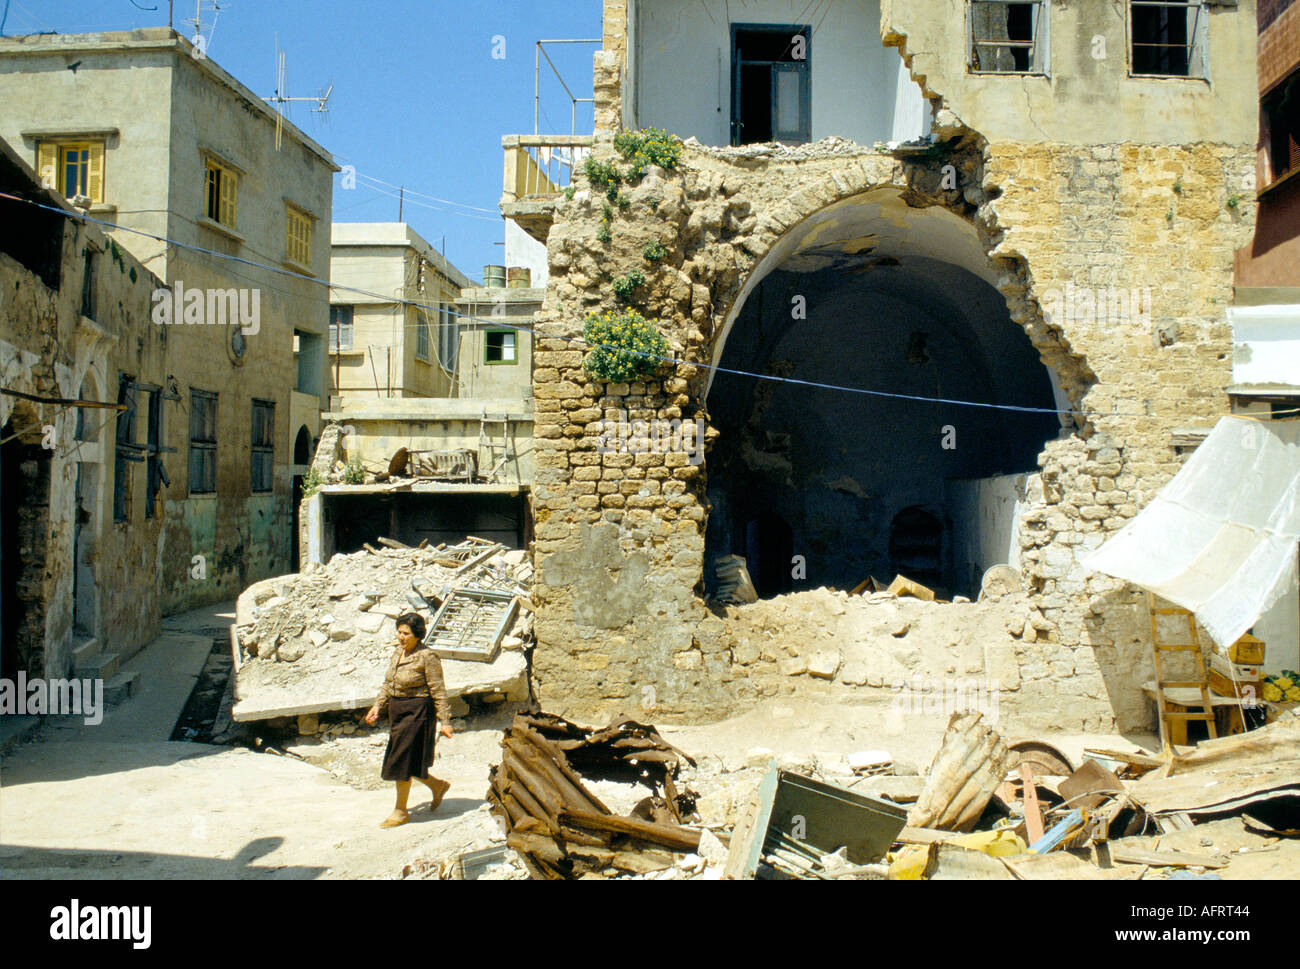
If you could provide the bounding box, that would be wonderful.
[583,309,670,383]
[614,127,683,179]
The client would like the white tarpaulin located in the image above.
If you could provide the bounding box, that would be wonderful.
[1081,416,1300,648]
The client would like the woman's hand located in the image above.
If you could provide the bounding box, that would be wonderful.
[440,723,454,739]
[364,705,380,725]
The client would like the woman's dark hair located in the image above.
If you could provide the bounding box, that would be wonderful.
[395,612,427,640]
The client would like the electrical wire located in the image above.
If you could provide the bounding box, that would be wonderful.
[0,189,1228,421]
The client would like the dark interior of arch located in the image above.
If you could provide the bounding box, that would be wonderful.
[704,257,1062,600]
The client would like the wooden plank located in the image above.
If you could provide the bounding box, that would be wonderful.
[893,825,958,845]
[377,536,409,549]
[559,808,701,852]
[1021,762,1044,844]
[1110,846,1227,869]
[1083,747,1166,770]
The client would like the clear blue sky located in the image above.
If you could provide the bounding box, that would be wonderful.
[8,0,604,278]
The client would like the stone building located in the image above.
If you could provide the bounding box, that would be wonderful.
[2,138,173,688]
[327,223,470,399]
[0,28,337,613]
[513,0,1263,731]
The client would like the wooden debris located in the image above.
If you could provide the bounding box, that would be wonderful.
[377,536,409,549]
[886,574,935,601]
[909,711,1010,832]
[1109,846,1227,869]
[487,712,700,879]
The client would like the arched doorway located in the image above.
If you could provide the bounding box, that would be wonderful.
[704,189,1067,599]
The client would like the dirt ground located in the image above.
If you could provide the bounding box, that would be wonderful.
[3,693,1295,880]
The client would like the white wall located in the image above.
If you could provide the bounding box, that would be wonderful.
[949,473,1027,596]
[505,220,548,287]
[632,0,924,146]
[1230,305,1300,390]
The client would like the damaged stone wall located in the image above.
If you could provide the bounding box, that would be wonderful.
[528,0,1259,732]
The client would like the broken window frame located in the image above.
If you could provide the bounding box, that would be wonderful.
[188,388,218,496]
[329,304,354,352]
[730,23,813,147]
[1128,0,1208,79]
[967,0,1049,76]
[250,398,275,494]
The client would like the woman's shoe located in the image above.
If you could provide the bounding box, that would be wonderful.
[380,809,410,828]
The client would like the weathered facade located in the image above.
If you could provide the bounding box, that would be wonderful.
[0,28,337,618]
[1,139,169,681]
[519,0,1262,731]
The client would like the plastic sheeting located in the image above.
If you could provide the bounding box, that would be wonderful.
[1082,416,1300,648]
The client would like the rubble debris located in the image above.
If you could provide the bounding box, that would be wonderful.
[486,712,701,880]
[1108,845,1227,869]
[886,574,935,601]
[1128,717,1300,822]
[724,765,908,880]
[713,554,758,605]
[979,564,1022,600]
[231,539,534,721]
[1007,739,1074,778]
[908,711,1010,832]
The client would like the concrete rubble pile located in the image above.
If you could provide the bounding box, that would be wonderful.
[231,539,534,723]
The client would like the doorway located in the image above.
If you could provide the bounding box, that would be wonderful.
[731,24,811,146]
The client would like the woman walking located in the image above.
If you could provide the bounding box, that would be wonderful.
[364,612,453,827]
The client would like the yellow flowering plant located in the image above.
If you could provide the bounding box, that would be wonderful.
[583,309,670,383]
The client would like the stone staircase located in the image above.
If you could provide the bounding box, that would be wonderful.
[71,638,140,707]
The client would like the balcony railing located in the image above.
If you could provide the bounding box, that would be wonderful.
[501,134,593,203]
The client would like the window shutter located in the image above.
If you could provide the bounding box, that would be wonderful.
[223,171,237,227]
[87,143,105,203]
[36,142,57,191]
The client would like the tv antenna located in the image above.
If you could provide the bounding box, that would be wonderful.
[262,33,333,150]
[182,0,224,56]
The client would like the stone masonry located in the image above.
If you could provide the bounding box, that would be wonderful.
[528,1,1259,733]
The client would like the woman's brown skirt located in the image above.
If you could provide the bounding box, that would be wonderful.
[381,696,436,781]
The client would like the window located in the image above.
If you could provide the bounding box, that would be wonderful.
[205,157,238,227]
[286,205,312,266]
[731,25,811,146]
[1130,1,1206,78]
[113,374,144,522]
[36,141,105,204]
[415,310,431,361]
[251,399,275,494]
[189,390,218,496]
[144,389,166,519]
[329,305,354,352]
[1263,72,1300,187]
[438,304,460,372]
[484,329,517,365]
[969,1,1047,74]
[80,249,97,320]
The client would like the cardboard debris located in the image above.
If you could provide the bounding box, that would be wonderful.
[886,574,935,601]
[909,710,1010,832]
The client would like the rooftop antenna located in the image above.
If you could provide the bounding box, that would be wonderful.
[183,0,223,56]
[262,33,333,150]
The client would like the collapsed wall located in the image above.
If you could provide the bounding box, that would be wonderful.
[530,2,1258,732]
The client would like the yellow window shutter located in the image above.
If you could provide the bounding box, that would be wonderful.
[87,143,105,203]
[224,170,237,227]
[36,142,57,191]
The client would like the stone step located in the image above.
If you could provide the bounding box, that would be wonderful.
[71,639,101,667]
[104,670,140,707]
[75,651,119,681]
